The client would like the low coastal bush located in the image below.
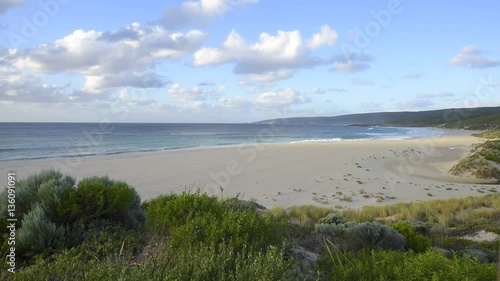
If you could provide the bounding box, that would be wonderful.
[318,213,344,225]
[317,248,496,281]
[3,171,499,280]
[17,204,65,256]
[390,222,431,253]
[1,170,144,260]
[75,176,144,227]
[144,191,283,252]
[315,221,406,251]
[7,241,296,281]
[0,170,75,224]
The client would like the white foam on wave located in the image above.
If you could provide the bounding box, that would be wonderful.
[289,138,379,143]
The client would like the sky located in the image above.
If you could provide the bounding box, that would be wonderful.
[0,0,499,123]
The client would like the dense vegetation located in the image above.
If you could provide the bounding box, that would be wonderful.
[474,128,500,139]
[1,170,498,280]
[450,140,500,182]
[255,106,500,130]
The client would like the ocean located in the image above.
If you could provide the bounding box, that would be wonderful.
[0,123,441,162]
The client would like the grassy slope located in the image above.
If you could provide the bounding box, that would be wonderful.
[450,140,500,182]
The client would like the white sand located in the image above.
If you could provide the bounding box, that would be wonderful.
[0,131,497,209]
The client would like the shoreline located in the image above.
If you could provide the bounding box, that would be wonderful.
[0,129,496,209]
[0,127,477,163]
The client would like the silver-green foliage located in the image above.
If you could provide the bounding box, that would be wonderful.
[315,220,406,251]
[318,213,344,225]
[17,204,65,255]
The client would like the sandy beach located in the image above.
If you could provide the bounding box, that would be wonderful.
[0,130,497,209]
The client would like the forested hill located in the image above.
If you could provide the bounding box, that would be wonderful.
[254,107,500,130]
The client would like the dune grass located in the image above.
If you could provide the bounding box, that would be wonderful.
[450,140,500,181]
[287,194,500,230]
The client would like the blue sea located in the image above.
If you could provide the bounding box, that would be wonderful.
[0,123,441,162]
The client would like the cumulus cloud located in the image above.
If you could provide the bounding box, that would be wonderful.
[192,26,335,82]
[448,45,500,68]
[0,50,68,104]
[168,83,209,101]
[162,0,259,28]
[168,82,223,103]
[307,25,338,48]
[116,88,159,107]
[246,69,294,83]
[0,0,23,15]
[193,29,318,72]
[219,96,251,108]
[331,52,372,73]
[254,88,310,108]
[12,23,205,91]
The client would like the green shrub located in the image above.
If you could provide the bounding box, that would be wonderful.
[346,222,406,251]
[145,192,283,252]
[318,213,344,225]
[144,191,224,234]
[318,248,496,281]
[75,176,143,227]
[315,223,349,237]
[17,205,65,256]
[8,242,298,281]
[315,221,406,251]
[0,170,75,225]
[460,247,489,263]
[391,222,431,253]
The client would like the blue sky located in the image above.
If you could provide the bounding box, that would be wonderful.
[0,0,499,122]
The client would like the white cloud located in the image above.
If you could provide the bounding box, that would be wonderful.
[12,24,205,91]
[307,25,338,48]
[331,52,372,73]
[254,88,310,108]
[168,83,208,102]
[219,96,251,108]
[168,82,223,103]
[246,69,293,83]
[448,45,500,68]
[162,0,259,28]
[0,0,23,15]
[192,26,333,81]
[117,88,160,107]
